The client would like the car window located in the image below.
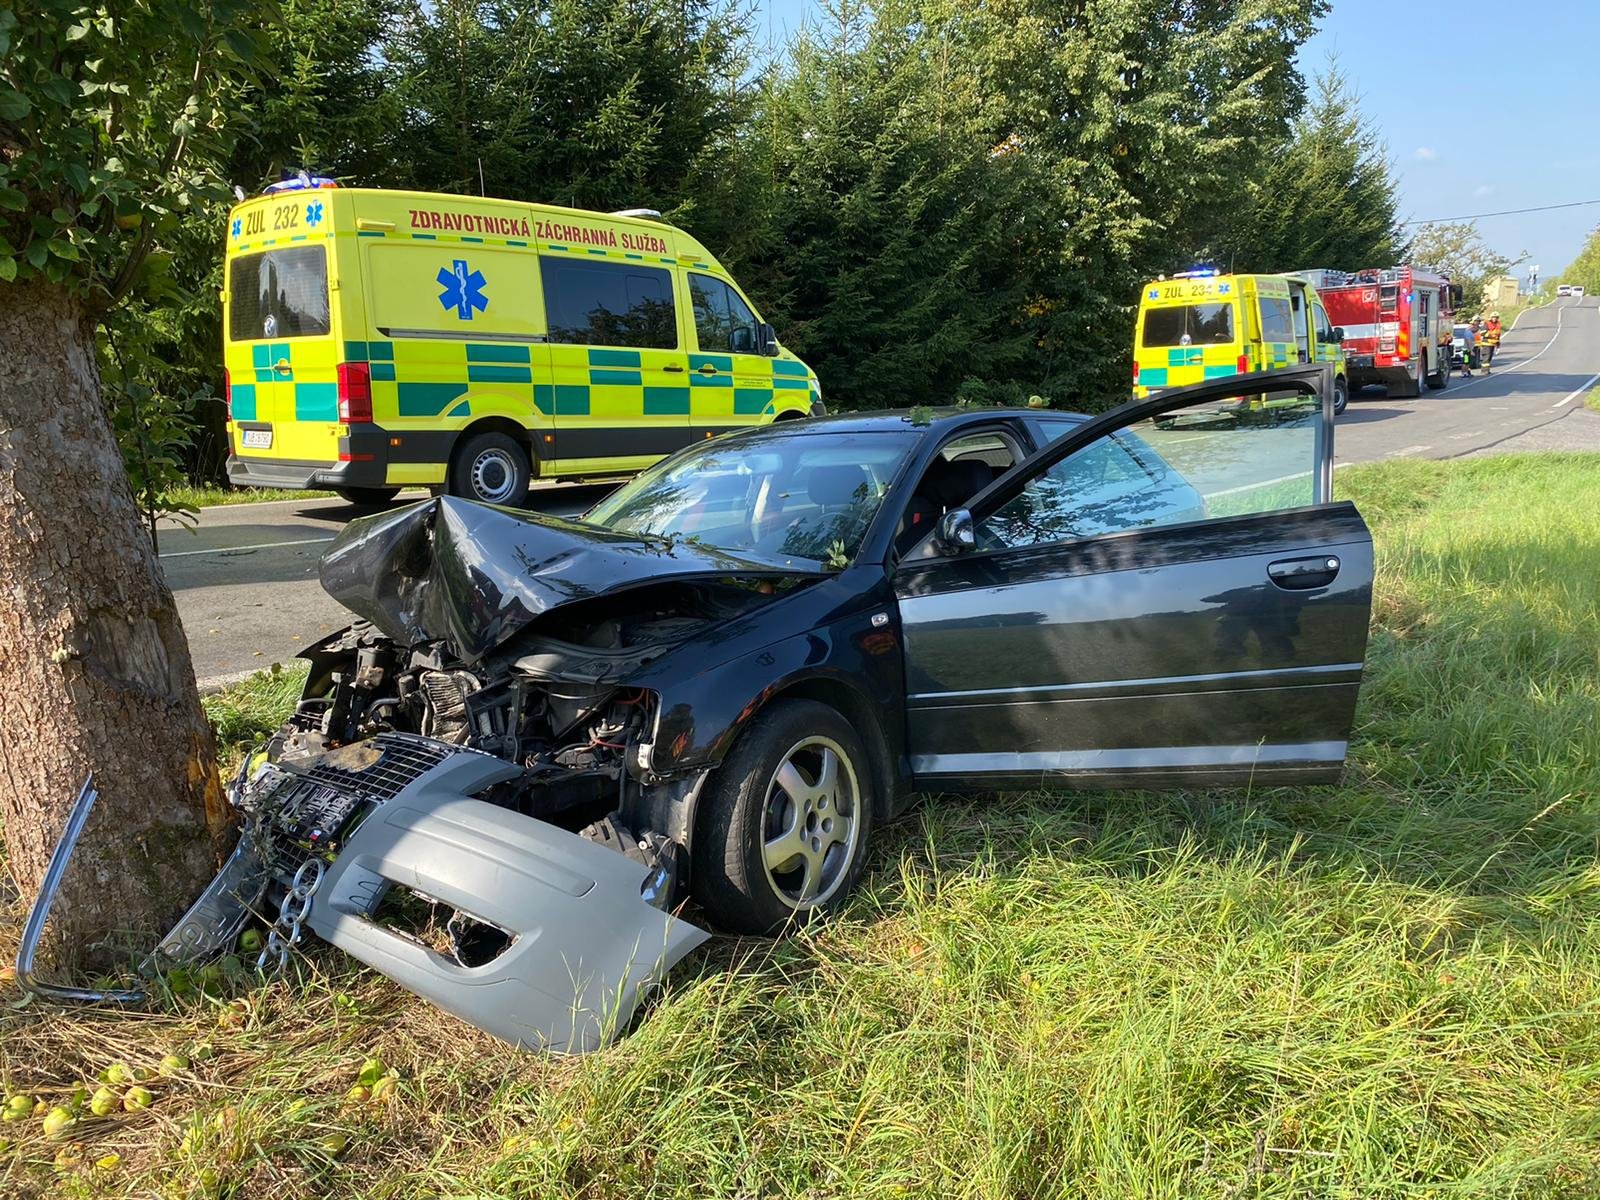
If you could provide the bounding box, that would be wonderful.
[229,246,330,341]
[1312,301,1335,344]
[939,432,1016,469]
[1141,303,1234,346]
[690,273,761,355]
[1259,296,1295,344]
[979,388,1321,550]
[587,428,918,566]
[543,258,678,348]
[1025,414,1087,446]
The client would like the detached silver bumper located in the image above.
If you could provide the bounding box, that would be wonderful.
[18,747,708,1054]
[305,750,707,1053]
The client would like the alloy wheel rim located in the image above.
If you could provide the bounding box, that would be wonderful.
[760,735,860,909]
[470,449,517,504]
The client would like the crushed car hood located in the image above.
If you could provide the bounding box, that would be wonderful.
[320,496,820,662]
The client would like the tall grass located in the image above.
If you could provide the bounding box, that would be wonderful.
[3,454,1599,1198]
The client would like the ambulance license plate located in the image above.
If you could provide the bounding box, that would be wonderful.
[242,429,272,450]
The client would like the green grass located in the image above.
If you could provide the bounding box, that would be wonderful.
[1585,386,1600,415]
[165,484,334,510]
[5,453,1600,1197]
[201,665,310,769]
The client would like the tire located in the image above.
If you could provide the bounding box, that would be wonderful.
[448,431,531,507]
[1432,356,1449,390]
[692,698,876,935]
[1332,378,1348,415]
[333,486,401,508]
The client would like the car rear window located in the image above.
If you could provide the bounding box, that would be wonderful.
[229,246,331,341]
[1141,302,1234,347]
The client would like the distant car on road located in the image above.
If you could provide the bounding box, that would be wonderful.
[1574,286,1587,298]
[1557,284,1573,297]
[1452,323,1480,371]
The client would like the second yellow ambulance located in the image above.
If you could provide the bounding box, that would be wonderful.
[1133,270,1349,414]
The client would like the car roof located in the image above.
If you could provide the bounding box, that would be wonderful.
[728,406,1091,439]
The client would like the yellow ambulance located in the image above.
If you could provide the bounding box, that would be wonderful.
[222,180,822,506]
[1133,270,1349,414]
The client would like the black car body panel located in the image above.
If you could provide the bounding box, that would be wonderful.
[895,503,1371,788]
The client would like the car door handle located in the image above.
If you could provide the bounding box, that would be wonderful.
[273,358,292,375]
[663,364,685,374]
[697,364,719,376]
[1268,555,1340,589]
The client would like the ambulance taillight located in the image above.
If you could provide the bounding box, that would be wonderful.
[1237,352,1250,374]
[1131,361,1140,385]
[337,362,373,423]
[223,369,232,420]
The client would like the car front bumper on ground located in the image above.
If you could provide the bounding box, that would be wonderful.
[19,741,710,1054]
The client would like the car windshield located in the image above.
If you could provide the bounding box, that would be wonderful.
[585,428,919,565]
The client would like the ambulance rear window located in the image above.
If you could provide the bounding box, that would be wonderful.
[229,246,330,341]
[1142,303,1233,347]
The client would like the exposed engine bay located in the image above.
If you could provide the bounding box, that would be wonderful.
[21,497,822,1052]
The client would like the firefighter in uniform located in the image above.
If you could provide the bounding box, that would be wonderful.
[1482,312,1503,367]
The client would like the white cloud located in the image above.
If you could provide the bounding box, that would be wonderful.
[1414,146,1438,161]
[1474,185,1493,197]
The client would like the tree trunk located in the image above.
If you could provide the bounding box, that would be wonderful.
[0,276,228,967]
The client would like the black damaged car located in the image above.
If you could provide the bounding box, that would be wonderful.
[48,367,1371,1052]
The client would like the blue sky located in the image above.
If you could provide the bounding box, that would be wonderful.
[751,0,1600,279]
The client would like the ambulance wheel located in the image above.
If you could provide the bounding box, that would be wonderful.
[333,486,400,508]
[450,432,531,507]
[1332,379,1348,415]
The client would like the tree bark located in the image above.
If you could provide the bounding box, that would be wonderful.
[0,275,228,966]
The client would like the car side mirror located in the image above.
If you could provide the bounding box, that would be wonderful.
[758,322,779,357]
[933,507,976,554]
[1332,326,1345,343]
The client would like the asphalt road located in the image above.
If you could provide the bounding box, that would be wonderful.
[164,296,1600,689]
[1334,296,1600,465]
[160,481,622,689]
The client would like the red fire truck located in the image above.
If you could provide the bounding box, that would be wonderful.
[1303,267,1460,397]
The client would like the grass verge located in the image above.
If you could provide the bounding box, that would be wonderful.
[4,453,1600,1198]
[165,484,334,510]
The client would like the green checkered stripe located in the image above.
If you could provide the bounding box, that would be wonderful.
[343,341,811,420]
[1140,345,1242,389]
[346,339,478,419]
[237,343,338,422]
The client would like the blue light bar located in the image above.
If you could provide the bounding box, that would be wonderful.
[264,171,337,195]
[1173,267,1219,279]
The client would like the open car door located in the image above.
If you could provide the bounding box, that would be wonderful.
[894,366,1372,790]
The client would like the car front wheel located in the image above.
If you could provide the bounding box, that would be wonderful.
[692,699,875,935]
[1333,378,1348,415]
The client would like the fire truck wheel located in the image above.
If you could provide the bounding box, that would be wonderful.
[1333,378,1348,415]
[1428,355,1449,390]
